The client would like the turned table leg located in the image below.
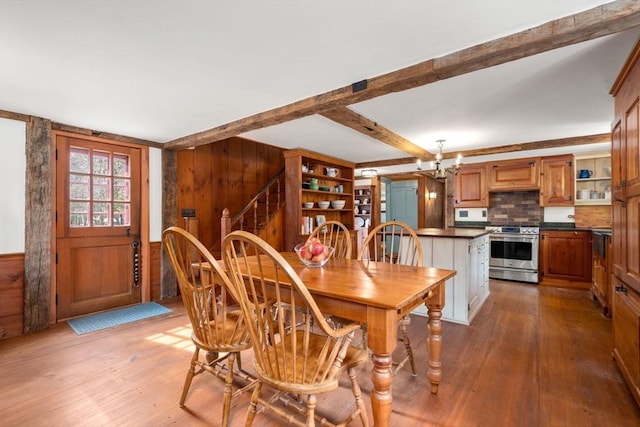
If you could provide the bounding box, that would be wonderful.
[426,283,445,394]
[370,353,393,426]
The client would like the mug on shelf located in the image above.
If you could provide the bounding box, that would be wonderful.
[309,178,319,190]
[578,169,593,179]
[325,167,339,177]
[577,189,590,199]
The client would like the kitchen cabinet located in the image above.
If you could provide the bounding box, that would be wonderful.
[610,39,640,407]
[612,279,640,406]
[412,229,490,325]
[488,157,540,191]
[540,154,574,206]
[453,164,488,207]
[575,154,612,205]
[592,231,612,316]
[283,149,355,251]
[539,230,592,288]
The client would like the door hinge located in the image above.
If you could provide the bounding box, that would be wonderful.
[55,253,58,264]
[55,294,58,305]
[55,148,58,160]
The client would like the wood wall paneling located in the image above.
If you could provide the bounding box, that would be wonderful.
[176,137,285,255]
[0,254,25,339]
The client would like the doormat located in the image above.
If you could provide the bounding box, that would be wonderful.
[67,302,172,335]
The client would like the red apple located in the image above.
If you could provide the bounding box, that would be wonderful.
[310,241,325,256]
[298,245,312,260]
[311,253,326,263]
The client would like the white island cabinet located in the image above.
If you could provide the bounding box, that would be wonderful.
[410,228,490,325]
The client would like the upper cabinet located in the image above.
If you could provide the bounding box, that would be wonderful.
[283,149,355,252]
[453,164,488,207]
[575,154,612,206]
[488,157,540,191]
[540,154,574,207]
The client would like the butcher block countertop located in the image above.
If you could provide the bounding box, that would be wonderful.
[413,228,491,239]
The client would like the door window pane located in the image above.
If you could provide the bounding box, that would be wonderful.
[70,174,90,200]
[93,176,112,201]
[69,148,90,173]
[68,147,131,228]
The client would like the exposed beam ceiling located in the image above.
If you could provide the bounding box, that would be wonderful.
[319,107,434,160]
[355,133,611,168]
[164,0,640,153]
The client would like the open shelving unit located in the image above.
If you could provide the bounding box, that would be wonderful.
[284,149,355,251]
[575,153,611,206]
[354,186,373,229]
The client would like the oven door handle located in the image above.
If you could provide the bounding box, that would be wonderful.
[489,265,538,272]
[490,235,538,241]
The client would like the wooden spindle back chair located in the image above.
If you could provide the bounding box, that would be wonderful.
[222,230,369,427]
[308,220,352,259]
[162,226,255,426]
[358,220,423,376]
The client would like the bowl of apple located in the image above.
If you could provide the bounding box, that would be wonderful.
[294,237,334,267]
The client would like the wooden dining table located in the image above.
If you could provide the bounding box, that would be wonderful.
[252,252,457,426]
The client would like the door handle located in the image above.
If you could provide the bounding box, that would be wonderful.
[614,284,627,295]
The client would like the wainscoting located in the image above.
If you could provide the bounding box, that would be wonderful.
[0,253,24,339]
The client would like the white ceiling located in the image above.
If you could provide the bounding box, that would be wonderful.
[1,1,638,174]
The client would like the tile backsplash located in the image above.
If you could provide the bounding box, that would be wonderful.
[488,191,543,225]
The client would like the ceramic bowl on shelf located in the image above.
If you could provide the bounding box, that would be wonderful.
[317,201,330,209]
[319,186,331,192]
[303,202,314,208]
[302,182,311,189]
[294,242,334,267]
[330,200,346,209]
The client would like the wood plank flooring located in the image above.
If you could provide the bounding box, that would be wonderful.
[1,280,639,426]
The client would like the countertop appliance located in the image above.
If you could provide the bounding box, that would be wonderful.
[486,225,539,284]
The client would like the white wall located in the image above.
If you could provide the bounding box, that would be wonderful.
[149,147,162,241]
[0,117,164,256]
[0,118,26,254]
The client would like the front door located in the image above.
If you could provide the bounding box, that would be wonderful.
[55,134,142,320]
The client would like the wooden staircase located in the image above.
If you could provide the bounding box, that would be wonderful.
[215,168,286,256]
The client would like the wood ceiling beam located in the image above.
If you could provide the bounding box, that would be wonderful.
[355,133,610,168]
[319,106,434,159]
[164,1,640,150]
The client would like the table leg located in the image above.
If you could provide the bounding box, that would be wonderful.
[426,284,445,394]
[370,352,393,426]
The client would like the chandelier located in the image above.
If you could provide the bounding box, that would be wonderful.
[424,139,462,180]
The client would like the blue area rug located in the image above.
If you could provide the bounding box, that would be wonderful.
[67,302,172,335]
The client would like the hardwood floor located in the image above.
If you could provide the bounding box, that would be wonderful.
[1,280,639,426]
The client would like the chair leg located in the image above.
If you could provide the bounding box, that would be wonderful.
[180,348,200,406]
[305,394,317,427]
[221,352,237,427]
[399,317,417,376]
[348,366,369,427]
[245,381,262,426]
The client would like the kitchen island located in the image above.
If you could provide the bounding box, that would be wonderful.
[410,228,491,325]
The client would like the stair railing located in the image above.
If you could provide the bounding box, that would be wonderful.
[220,167,285,245]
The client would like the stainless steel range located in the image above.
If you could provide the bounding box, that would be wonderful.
[485,226,539,284]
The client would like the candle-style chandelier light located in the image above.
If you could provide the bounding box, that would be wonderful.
[426,139,462,180]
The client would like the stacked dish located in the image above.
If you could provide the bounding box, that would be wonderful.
[330,200,346,209]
